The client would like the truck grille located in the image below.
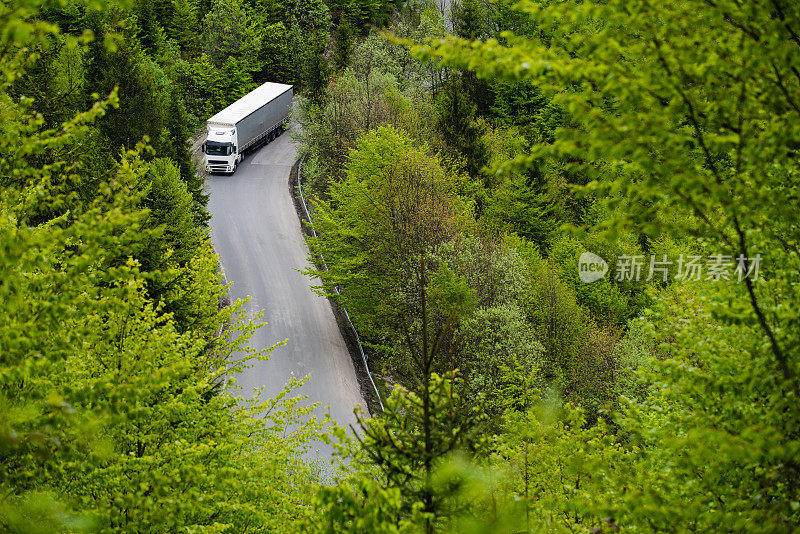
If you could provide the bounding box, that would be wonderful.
[208,159,228,164]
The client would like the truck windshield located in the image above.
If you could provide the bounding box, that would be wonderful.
[206,142,232,156]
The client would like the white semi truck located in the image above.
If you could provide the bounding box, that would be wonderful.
[203,82,293,174]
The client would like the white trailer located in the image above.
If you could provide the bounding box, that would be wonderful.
[203,82,293,174]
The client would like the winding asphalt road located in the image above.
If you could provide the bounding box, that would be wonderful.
[206,129,366,461]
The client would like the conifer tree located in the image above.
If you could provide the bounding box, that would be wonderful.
[169,0,200,58]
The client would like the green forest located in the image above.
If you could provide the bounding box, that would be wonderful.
[2,0,799,531]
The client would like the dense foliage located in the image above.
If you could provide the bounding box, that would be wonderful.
[3,0,799,532]
[296,0,800,531]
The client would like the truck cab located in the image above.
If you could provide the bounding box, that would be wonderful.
[204,127,240,174]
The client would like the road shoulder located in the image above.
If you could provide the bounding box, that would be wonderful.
[288,159,382,417]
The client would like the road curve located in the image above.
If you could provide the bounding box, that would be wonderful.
[206,129,366,460]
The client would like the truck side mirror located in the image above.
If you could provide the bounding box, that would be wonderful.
[234,146,238,154]
[201,144,205,153]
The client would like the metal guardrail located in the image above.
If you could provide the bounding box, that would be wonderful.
[296,156,385,412]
